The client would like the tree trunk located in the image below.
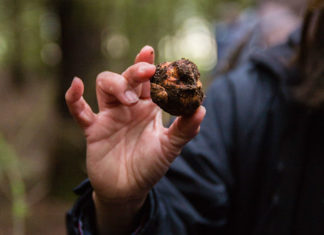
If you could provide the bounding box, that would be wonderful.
[48,0,105,197]
[9,0,24,88]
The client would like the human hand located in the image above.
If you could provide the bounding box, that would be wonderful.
[65,45,205,233]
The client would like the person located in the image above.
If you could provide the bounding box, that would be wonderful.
[214,0,302,75]
[65,0,324,234]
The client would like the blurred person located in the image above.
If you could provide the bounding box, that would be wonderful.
[65,0,324,234]
[215,0,304,75]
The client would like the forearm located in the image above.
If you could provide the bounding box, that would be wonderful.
[93,192,147,235]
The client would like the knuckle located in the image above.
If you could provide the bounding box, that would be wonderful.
[131,62,146,72]
[124,65,136,75]
[96,71,126,94]
[136,62,148,72]
[96,71,111,83]
[132,63,146,78]
[137,61,148,66]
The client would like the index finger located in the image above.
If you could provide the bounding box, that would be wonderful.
[122,62,156,88]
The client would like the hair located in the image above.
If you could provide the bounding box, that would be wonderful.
[294,0,324,109]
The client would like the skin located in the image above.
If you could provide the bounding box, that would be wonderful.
[65,45,206,234]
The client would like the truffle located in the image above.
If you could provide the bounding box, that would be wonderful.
[150,58,204,116]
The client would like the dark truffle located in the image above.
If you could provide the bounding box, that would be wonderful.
[150,58,204,116]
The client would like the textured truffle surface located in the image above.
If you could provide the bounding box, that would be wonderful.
[150,58,204,116]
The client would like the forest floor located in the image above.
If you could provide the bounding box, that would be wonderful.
[0,198,72,235]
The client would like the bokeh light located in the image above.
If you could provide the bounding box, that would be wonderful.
[104,33,130,59]
[158,17,217,71]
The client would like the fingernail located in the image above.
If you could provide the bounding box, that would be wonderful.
[72,76,77,84]
[71,76,81,87]
[141,45,152,52]
[124,90,139,104]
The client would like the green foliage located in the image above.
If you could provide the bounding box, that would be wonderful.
[0,0,255,204]
[0,0,254,75]
[0,134,27,235]
[0,135,18,177]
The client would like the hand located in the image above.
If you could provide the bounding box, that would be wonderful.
[65,46,206,233]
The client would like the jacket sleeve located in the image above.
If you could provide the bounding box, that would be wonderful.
[66,75,238,235]
[66,179,98,235]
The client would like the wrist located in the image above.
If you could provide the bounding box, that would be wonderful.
[93,191,147,235]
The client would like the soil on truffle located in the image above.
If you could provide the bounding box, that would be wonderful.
[150,58,204,116]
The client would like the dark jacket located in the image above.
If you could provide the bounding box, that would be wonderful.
[66,32,324,235]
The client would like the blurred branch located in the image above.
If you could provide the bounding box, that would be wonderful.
[0,134,28,235]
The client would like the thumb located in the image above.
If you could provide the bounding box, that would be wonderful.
[166,106,206,158]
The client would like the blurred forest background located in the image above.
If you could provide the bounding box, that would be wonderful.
[1,0,303,234]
